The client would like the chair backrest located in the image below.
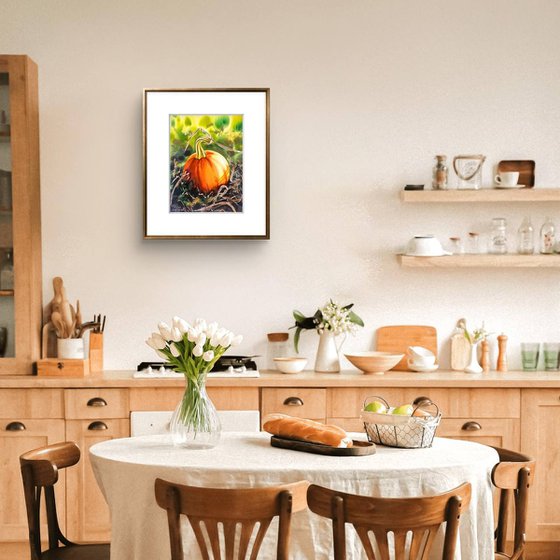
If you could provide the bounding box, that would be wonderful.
[154,478,309,560]
[491,446,535,560]
[307,482,471,560]
[19,441,81,560]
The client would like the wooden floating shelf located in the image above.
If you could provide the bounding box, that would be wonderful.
[398,254,560,268]
[0,289,14,296]
[400,188,560,203]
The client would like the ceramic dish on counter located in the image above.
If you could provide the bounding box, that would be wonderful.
[273,357,307,374]
[344,351,404,375]
[407,363,439,373]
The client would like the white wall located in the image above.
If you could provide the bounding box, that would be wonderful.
[1,0,560,370]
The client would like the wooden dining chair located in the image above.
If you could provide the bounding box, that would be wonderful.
[307,482,471,560]
[491,446,535,560]
[154,478,309,560]
[19,441,110,560]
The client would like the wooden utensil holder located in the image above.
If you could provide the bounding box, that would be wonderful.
[37,358,90,377]
[89,332,104,372]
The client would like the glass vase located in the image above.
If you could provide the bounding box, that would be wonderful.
[170,378,221,449]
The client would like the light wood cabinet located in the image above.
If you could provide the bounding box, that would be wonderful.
[0,55,42,375]
[0,418,65,540]
[65,418,129,542]
[438,417,519,449]
[261,388,326,422]
[521,389,560,541]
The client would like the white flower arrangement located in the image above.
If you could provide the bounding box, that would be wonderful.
[146,317,243,381]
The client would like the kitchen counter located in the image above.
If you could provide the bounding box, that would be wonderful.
[2,369,560,387]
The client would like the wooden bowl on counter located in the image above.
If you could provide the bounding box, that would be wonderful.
[344,351,404,375]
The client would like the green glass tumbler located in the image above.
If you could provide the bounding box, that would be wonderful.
[543,343,560,371]
[521,342,540,371]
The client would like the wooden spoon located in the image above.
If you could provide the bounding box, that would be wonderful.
[52,277,64,312]
[50,311,66,338]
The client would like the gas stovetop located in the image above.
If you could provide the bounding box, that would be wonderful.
[133,356,260,378]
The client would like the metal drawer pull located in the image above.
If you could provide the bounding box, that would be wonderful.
[283,397,304,406]
[6,421,26,431]
[461,421,482,431]
[413,396,432,406]
[88,421,108,431]
[87,397,108,407]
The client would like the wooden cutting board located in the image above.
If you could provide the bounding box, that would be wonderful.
[376,325,438,371]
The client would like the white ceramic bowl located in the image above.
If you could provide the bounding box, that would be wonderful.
[406,235,451,257]
[274,357,308,374]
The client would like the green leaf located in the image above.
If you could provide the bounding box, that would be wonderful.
[214,115,230,130]
[199,116,212,128]
[294,327,302,353]
[293,310,306,322]
[348,310,364,326]
[231,115,243,131]
[342,303,354,311]
[313,310,323,323]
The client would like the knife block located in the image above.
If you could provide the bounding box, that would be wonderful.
[89,332,104,372]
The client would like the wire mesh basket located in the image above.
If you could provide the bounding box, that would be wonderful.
[361,396,441,449]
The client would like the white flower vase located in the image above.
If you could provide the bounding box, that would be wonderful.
[315,331,343,373]
[464,342,483,374]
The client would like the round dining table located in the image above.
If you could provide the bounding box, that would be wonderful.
[90,433,499,560]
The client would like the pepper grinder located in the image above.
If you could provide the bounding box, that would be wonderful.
[481,339,490,373]
[497,334,508,372]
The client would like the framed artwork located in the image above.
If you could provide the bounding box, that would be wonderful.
[144,88,269,239]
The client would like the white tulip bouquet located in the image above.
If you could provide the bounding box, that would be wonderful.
[146,317,242,446]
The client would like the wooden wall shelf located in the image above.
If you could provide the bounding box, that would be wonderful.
[0,290,14,297]
[400,188,560,203]
[398,254,560,268]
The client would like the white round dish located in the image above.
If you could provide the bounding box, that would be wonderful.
[405,250,451,257]
[273,357,307,374]
[494,184,526,189]
[408,364,439,373]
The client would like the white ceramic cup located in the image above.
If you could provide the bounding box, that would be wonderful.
[57,338,85,359]
[494,171,519,187]
[407,346,436,367]
[406,236,450,257]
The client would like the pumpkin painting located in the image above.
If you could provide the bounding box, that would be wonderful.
[169,115,243,213]
[183,148,230,194]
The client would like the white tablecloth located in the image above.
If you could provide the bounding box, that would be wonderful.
[90,433,498,560]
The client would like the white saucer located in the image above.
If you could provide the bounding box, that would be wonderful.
[404,251,451,257]
[494,184,526,189]
[408,364,439,373]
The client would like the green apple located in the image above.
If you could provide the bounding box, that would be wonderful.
[364,400,387,413]
[391,404,414,416]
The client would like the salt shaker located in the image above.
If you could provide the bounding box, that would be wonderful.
[497,334,508,372]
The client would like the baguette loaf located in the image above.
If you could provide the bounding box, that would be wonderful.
[263,413,353,448]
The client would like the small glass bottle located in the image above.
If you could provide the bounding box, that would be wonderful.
[467,232,480,254]
[490,218,508,254]
[267,332,289,370]
[540,217,555,254]
[432,155,448,190]
[517,216,534,254]
[449,237,464,254]
[0,249,14,290]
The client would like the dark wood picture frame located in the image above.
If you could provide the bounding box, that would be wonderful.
[143,88,269,240]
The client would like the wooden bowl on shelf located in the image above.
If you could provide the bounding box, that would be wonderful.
[344,351,404,375]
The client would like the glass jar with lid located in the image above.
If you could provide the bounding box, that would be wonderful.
[267,332,289,371]
[489,218,508,254]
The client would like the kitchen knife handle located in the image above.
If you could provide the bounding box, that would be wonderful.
[6,421,26,431]
[88,421,108,431]
[461,421,482,431]
[283,397,304,406]
[87,397,107,407]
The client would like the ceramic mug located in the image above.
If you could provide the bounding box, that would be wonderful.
[495,171,519,187]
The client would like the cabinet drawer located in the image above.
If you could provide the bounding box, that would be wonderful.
[329,388,520,419]
[261,389,326,421]
[438,417,520,450]
[65,389,129,419]
[0,389,64,418]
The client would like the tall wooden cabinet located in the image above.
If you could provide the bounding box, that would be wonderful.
[0,55,42,375]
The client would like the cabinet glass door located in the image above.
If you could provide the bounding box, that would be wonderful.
[0,72,14,358]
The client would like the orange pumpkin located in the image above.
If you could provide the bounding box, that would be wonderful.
[183,149,230,194]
